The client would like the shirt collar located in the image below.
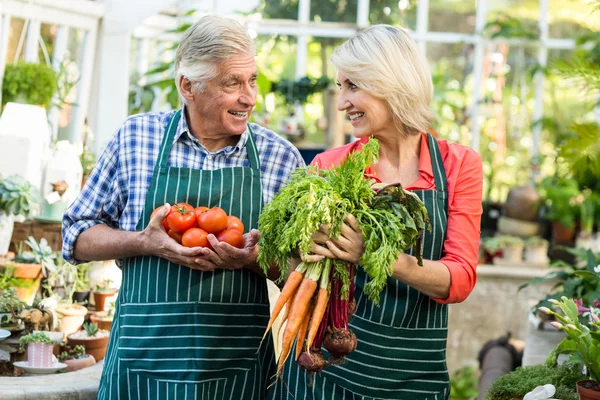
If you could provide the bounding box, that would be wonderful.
[362,133,434,185]
[173,106,249,155]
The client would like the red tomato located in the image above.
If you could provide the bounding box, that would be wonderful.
[151,206,171,230]
[194,206,209,222]
[197,207,228,234]
[216,229,244,249]
[182,228,209,248]
[167,229,183,244]
[167,203,197,233]
[226,216,244,234]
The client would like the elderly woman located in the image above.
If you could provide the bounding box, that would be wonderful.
[63,16,305,400]
[269,25,482,400]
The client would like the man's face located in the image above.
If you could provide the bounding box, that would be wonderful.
[189,53,258,137]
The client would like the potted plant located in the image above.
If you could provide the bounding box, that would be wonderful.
[18,331,55,368]
[57,344,96,372]
[540,297,600,399]
[92,279,117,312]
[481,236,502,264]
[540,176,580,244]
[90,299,115,331]
[496,235,525,264]
[450,366,478,400]
[1,62,58,109]
[485,363,585,400]
[524,236,550,266]
[67,321,110,361]
[0,175,38,255]
[71,263,92,304]
[0,288,25,329]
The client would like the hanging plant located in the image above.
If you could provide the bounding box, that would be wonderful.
[2,63,58,109]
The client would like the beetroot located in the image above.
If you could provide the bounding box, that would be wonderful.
[323,328,357,357]
[297,351,327,372]
[348,297,357,317]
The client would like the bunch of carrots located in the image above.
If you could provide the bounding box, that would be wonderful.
[258,137,430,380]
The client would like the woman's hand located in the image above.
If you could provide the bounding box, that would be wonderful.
[302,215,364,264]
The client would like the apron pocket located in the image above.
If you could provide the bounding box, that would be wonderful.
[118,301,269,383]
[322,314,450,399]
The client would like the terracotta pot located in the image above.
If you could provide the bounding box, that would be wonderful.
[11,262,42,279]
[55,304,88,335]
[67,333,109,361]
[93,290,117,312]
[552,221,575,244]
[62,354,96,372]
[14,275,43,306]
[90,312,113,331]
[578,380,600,400]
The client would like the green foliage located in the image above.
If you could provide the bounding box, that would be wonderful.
[0,288,25,313]
[520,248,600,313]
[83,321,99,337]
[0,175,38,217]
[94,279,115,293]
[543,297,600,383]
[539,176,581,229]
[525,236,549,247]
[80,148,97,184]
[272,76,329,105]
[450,366,478,399]
[485,363,584,400]
[74,264,91,292]
[58,344,86,361]
[483,14,539,39]
[258,138,430,304]
[495,235,525,249]
[2,63,58,109]
[18,331,55,352]
[14,236,55,265]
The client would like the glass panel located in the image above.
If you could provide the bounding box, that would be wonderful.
[370,0,418,30]
[38,23,57,66]
[55,28,84,142]
[486,0,539,36]
[6,18,26,63]
[429,0,477,33]
[427,41,474,146]
[548,0,599,39]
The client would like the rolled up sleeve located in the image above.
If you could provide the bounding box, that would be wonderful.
[432,150,483,304]
[62,132,125,264]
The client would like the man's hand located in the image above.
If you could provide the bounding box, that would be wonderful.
[141,203,211,271]
[194,229,260,270]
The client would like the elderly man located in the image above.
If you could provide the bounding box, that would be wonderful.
[62,15,305,399]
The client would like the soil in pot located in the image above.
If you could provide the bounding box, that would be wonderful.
[577,380,600,400]
[67,330,110,361]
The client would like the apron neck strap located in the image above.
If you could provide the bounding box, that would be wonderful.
[427,133,447,193]
[155,110,261,170]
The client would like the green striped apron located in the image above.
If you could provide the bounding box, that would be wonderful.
[269,133,449,400]
[97,110,275,400]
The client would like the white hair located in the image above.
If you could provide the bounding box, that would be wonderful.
[174,15,255,105]
[331,25,433,136]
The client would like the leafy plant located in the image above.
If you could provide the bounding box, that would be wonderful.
[520,248,600,313]
[272,76,330,105]
[94,279,115,294]
[542,297,600,384]
[18,331,55,352]
[74,263,91,292]
[83,321,99,337]
[43,253,79,304]
[1,63,58,109]
[450,366,478,399]
[14,236,55,265]
[0,288,25,313]
[0,175,38,217]
[57,344,86,361]
[525,236,549,248]
[496,235,525,249]
[485,363,584,400]
[539,176,581,230]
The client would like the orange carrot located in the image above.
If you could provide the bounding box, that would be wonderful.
[306,261,331,352]
[262,263,307,341]
[277,264,320,376]
[295,302,313,360]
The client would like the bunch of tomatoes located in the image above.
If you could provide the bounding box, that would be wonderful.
[151,203,245,249]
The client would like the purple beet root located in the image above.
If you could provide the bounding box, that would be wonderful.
[323,328,357,357]
[297,351,326,372]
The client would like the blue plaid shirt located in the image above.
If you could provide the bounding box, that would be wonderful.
[62,109,305,264]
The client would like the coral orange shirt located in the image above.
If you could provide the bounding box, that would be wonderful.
[311,134,483,304]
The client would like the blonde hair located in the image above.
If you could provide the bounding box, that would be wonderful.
[175,15,255,105]
[331,25,433,136]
